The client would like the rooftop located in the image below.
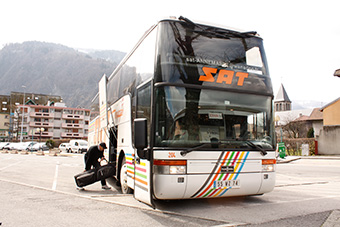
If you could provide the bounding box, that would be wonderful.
[275,83,291,102]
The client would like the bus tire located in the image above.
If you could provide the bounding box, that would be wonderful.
[120,156,133,194]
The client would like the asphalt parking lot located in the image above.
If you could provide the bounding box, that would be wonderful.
[1,151,340,226]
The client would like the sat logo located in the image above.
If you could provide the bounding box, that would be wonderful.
[199,67,249,86]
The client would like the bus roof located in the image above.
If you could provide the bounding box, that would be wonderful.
[160,16,260,38]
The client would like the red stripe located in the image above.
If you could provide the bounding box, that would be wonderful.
[208,189,219,197]
[136,166,146,172]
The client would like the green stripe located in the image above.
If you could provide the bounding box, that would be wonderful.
[135,172,147,179]
[203,189,214,198]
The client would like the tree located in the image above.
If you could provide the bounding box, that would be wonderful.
[307,128,314,138]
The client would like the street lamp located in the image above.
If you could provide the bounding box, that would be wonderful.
[20,85,26,143]
[37,127,45,143]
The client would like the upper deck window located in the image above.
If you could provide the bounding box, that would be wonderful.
[155,21,272,95]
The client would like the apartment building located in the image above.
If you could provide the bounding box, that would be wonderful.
[0,95,10,141]
[17,102,90,140]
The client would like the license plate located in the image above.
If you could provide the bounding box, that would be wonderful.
[214,179,240,189]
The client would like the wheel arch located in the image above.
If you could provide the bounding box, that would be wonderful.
[117,150,125,181]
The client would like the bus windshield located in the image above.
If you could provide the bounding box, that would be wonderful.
[155,86,275,150]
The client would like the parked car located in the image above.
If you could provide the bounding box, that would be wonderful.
[29,143,49,151]
[0,142,9,150]
[69,140,88,153]
[17,142,36,151]
[4,142,22,150]
[58,143,70,153]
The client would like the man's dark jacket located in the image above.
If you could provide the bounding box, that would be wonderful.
[84,145,104,171]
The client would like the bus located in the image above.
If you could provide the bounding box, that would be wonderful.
[88,16,276,207]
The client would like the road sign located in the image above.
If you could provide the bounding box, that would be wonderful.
[278,142,286,158]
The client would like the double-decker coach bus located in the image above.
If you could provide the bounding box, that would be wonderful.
[88,16,276,207]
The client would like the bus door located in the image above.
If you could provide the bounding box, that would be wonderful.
[108,127,117,164]
[134,81,154,207]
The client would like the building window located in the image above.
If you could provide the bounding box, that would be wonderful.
[64,109,72,114]
[74,110,83,115]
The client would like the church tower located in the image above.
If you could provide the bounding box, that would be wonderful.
[274,84,291,112]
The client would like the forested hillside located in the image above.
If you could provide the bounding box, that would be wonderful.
[0,41,125,108]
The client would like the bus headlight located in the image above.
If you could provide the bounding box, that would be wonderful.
[154,160,187,174]
[262,159,276,172]
[170,166,186,174]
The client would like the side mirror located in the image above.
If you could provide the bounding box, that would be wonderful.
[134,118,149,159]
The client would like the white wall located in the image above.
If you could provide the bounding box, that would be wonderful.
[318,126,340,155]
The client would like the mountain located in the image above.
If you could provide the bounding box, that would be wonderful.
[79,48,126,63]
[292,100,326,110]
[0,41,125,108]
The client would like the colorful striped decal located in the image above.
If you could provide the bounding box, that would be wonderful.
[125,153,149,191]
[191,151,249,198]
[135,159,148,191]
[125,153,134,179]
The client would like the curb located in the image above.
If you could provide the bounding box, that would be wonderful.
[277,157,301,164]
[322,210,340,227]
[0,149,79,157]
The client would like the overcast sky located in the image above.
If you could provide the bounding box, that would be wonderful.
[1,0,339,106]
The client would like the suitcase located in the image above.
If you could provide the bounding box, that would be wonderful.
[96,163,116,181]
[74,169,97,187]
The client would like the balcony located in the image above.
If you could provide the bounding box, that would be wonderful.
[29,131,53,137]
[61,123,84,129]
[61,132,84,138]
[29,122,54,128]
[62,114,84,120]
[30,112,54,118]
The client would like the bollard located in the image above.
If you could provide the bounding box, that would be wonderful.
[36,150,44,156]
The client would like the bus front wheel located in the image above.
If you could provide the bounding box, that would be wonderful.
[120,157,133,194]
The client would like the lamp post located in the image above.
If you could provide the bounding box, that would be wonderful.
[20,85,26,143]
[37,127,45,143]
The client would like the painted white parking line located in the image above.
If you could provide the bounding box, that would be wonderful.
[52,162,60,190]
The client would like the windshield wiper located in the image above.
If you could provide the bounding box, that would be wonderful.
[180,140,220,156]
[180,143,208,156]
[245,141,267,156]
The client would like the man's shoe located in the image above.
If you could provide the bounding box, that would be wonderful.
[77,186,85,191]
[102,185,111,190]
